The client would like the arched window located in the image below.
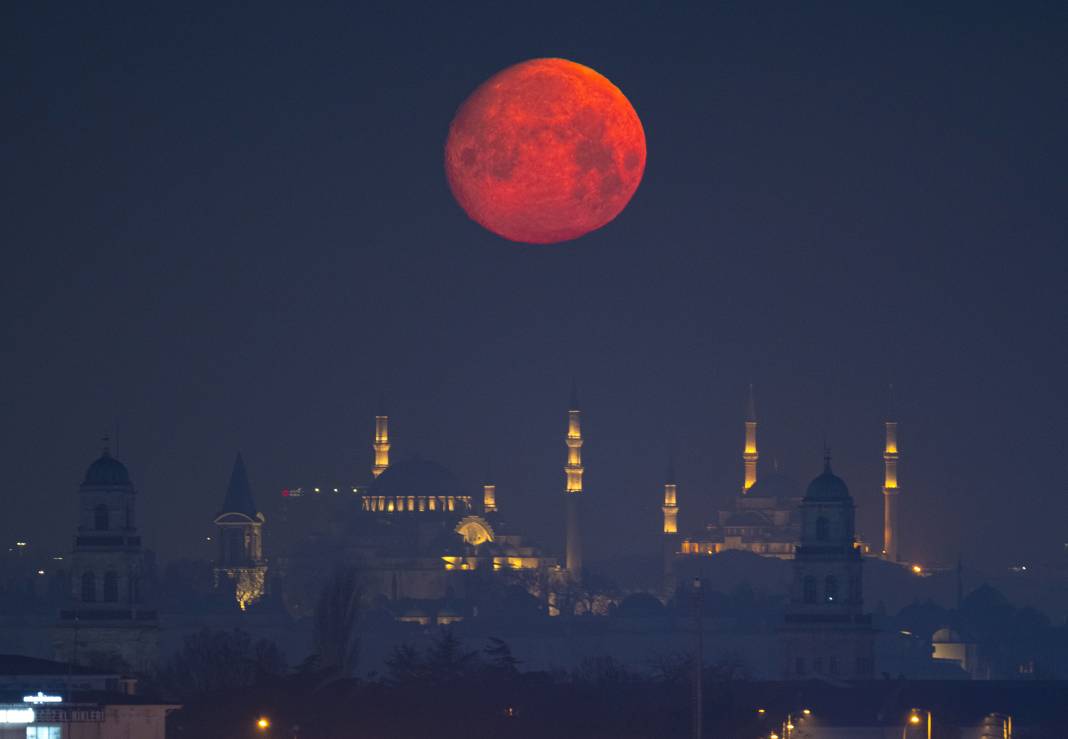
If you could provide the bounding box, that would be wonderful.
[103,571,119,602]
[825,575,838,602]
[81,572,96,603]
[816,516,829,541]
[803,575,817,604]
[94,504,109,531]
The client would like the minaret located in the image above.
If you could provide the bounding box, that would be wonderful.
[373,411,390,478]
[564,382,584,576]
[483,482,497,513]
[882,385,900,562]
[662,457,679,593]
[743,384,758,493]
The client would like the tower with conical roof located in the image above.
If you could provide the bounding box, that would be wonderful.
[373,408,391,478]
[53,439,159,672]
[743,384,758,493]
[213,453,267,610]
[564,382,584,576]
[882,385,901,562]
[662,456,679,594]
[780,453,875,679]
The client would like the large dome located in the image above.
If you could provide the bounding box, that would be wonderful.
[369,458,464,498]
[82,451,131,487]
[746,472,801,499]
[804,458,849,500]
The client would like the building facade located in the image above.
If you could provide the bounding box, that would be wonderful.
[52,445,159,674]
[779,455,875,680]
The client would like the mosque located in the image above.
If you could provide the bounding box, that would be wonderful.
[665,387,901,582]
[256,399,577,620]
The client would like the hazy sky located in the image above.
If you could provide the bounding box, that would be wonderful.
[4,2,1065,571]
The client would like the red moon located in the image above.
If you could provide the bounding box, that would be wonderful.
[445,58,646,244]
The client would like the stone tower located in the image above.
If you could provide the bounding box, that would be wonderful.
[213,453,267,610]
[743,384,758,492]
[780,454,875,680]
[373,410,391,478]
[54,442,159,673]
[564,382,584,577]
[882,386,901,562]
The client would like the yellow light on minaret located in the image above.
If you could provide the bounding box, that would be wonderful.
[565,404,584,495]
[743,384,758,492]
[483,482,497,513]
[882,385,901,562]
[564,382,584,576]
[373,414,390,478]
[663,479,678,534]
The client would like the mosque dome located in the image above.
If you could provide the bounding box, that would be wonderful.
[746,472,801,499]
[370,458,464,498]
[82,451,131,487]
[804,458,850,500]
[932,627,963,644]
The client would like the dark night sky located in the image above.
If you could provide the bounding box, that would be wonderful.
[3,2,1065,572]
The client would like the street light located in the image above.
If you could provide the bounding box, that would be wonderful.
[782,709,812,738]
[256,717,271,731]
[903,709,931,739]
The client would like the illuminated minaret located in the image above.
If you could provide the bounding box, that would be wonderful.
[882,385,901,562]
[564,382,584,576]
[483,481,497,514]
[373,411,390,478]
[662,457,679,593]
[743,384,758,493]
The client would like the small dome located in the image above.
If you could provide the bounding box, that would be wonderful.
[370,458,464,498]
[805,458,849,500]
[933,627,964,643]
[82,451,131,487]
[746,472,801,499]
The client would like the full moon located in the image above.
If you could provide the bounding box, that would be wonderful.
[445,58,646,244]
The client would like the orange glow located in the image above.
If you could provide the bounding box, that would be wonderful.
[445,58,646,244]
[909,714,922,725]
[257,717,270,730]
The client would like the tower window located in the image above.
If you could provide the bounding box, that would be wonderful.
[829,656,839,675]
[103,571,119,602]
[803,576,817,604]
[81,572,96,603]
[94,504,109,531]
[825,575,838,602]
[816,516,829,541]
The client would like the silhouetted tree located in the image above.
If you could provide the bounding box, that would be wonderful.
[483,637,520,675]
[158,628,285,699]
[312,566,363,678]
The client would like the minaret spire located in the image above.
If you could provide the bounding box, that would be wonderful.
[743,384,758,493]
[564,383,584,576]
[373,404,390,479]
[662,453,679,594]
[882,384,901,562]
[482,457,497,514]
